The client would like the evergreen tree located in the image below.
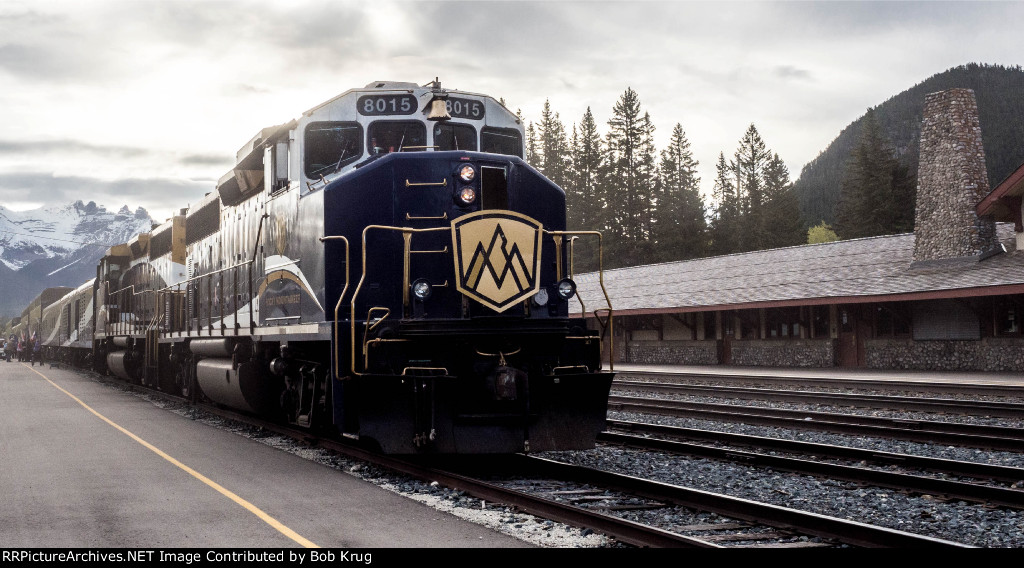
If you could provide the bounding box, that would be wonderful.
[604,87,657,265]
[760,152,804,249]
[537,99,570,188]
[565,108,606,272]
[525,121,539,165]
[566,108,604,231]
[733,124,770,251]
[709,152,742,255]
[836,108,916,239]
[654,123,706,261]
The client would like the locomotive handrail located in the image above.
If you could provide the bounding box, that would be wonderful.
[405,179,448,187]
[399,146,438,152]
[249,213,268,334]
[107,284,158,337]
[593,307,615,371]
[158,257,255,290]
[306,174,329,192]
[318,235,350,382]
[349,224,449,376]
[545,229,615,371]
[348,224,616,375]
[405,212,448,221]
[158,259,253,336]
[156,213,266,337]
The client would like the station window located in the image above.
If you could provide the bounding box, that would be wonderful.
[741,311,759,339]
[304,122,363,178]
[994,297,1023,336]
[434,123,477,151]
[811,306,830,338]
[481,127,523,157]
[767,307,801,339]
[723,313,735,337]
[876,303,911,337]
[840,308,854,333]
[702,311,717,340]
[367,121,427,154]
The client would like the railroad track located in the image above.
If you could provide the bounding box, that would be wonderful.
[614,380,1024,418]
[178,394,970,547]
[85,370,994,547]
[602,420,1024,509]
[607,395,1024,451]
[614,371,1024,399]
[437,454,969,548]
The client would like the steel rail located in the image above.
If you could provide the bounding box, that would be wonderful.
[185,401,715,548]
[84,371,970,548]
[507,455,970,548]
[607,396,1024,451]
[606,419,1024,482]
[598,428,1024,509]
[614,380,1024,418]
[615,370,1024,398]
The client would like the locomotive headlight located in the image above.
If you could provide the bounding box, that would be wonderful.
[411,278,433,301]
[456,185,477,205]
[533,288,550,306]
[556,278,577,300]
[458,164,476,182]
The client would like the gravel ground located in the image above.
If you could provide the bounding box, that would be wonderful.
[608,389,1024,468]
[546,439,1024,548]
[124,377,1024,548]
[612,386,1024,428]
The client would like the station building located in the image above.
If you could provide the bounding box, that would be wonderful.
[576,88,1024,372]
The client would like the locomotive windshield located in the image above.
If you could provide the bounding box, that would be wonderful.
[305,122,363,178]
[433,123,477,152]
[481,127,523,157]
[368,121,426,154]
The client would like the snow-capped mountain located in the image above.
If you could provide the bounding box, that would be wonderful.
[0,200,154,316]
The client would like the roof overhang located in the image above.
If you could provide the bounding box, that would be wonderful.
[578,283,1024,318]
[977,161,1024,227]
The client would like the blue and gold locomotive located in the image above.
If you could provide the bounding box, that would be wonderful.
[29,80,614,454]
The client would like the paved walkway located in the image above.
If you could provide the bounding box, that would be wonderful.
[0,361,533,548]
[611,363,1024,387]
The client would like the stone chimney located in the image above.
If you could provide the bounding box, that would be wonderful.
[913,88,996,262]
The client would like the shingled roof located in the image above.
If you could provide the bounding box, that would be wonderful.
[574,225,1024,317]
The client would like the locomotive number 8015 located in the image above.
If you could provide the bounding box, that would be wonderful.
[23,79,615,455]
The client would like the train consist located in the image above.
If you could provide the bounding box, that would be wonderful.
[8,80,615,454]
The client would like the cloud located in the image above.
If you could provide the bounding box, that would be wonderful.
[0,139,150,158]
[1,0,1023,223]
[0,172,211,221]
[180,154,232,167]
[773,66,813,81]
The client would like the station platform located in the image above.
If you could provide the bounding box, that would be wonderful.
[0,361,533,548]
[610,363,1024,388]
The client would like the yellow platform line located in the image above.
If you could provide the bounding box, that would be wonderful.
[27,364,319,548]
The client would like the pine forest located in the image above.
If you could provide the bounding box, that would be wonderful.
[521,63,1024,271]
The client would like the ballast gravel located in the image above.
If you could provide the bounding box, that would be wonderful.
[131,378,1024,548]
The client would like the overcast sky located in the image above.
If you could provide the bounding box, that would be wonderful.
[1,0,1021,223]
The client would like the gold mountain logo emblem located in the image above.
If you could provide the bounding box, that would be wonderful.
[451,211,543,312]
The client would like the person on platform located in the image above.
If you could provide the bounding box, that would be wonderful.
[31,332,41,366]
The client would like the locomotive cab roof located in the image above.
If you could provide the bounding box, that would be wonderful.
[213,79,525,205]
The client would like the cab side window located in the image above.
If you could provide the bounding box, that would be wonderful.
[481,127,523,158]
[305,122,363,178]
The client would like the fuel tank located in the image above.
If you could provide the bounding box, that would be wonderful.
[195,358,278,416]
